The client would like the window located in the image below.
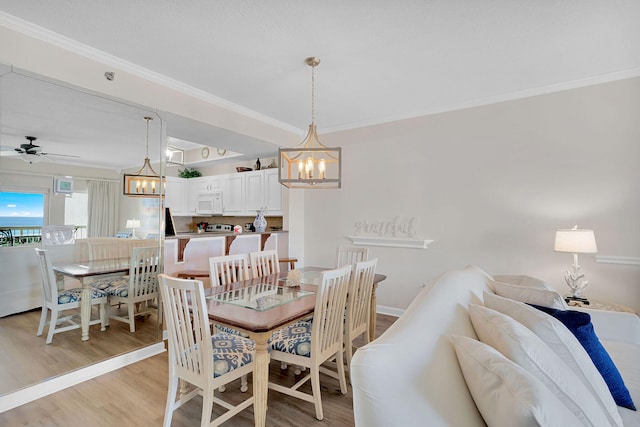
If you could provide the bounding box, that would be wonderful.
[65,192,88,238]
[0,191,45,246]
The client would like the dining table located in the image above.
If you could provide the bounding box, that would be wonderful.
[201,267,387,427]
[52,257,130,341]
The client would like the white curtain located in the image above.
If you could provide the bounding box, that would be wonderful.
[87,180,119,237]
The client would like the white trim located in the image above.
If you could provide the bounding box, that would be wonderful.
[594,255,640,266]
[375,305,404,318]
[324,68,640,134]
[349,235,434,249]
[0,11,301,136]
[0,342,165,413]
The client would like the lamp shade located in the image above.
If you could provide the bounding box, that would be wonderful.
[554,228,597,254]
[126,219,141,229]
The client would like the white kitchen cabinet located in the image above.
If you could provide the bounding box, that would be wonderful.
[263,168,283,215]
[197,176,222,194]
[222,173,245,215]
[165,176,188,216]
[244,170,264,214]
[185,179,198,215]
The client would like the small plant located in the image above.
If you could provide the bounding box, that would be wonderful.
[178,168,202,178]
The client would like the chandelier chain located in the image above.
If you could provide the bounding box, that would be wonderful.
[144,116,153,157]
[311,63,315,125]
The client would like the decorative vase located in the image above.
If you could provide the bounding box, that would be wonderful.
[253,206,267,233]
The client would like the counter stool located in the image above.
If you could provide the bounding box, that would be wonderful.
[280,257,298,271]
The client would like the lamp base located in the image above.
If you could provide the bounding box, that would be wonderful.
[565,295,590,306]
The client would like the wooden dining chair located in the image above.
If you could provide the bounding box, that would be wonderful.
[344,258,378,369]
[105,246,160,332]
[158,274,255,427]
[87,239,120,261]
[35,248,108,344]
[268,265,351,421]
[249,249,280,278]
[335,245,369,267]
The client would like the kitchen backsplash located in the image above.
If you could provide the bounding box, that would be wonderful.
[174,215,283,233]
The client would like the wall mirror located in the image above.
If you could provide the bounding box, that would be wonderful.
[0,68,164,398]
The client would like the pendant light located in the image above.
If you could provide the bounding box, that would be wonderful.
[123,116,164,197]
[279,57,341,189]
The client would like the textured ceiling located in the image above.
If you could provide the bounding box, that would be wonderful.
[1,1,640,169]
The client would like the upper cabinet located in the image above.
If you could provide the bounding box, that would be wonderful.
[224,169,282,216]
[167,169,283,217]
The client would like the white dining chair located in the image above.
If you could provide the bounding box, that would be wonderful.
[158,274,255,427]
[208,253,252,392]
[87,239,120,261]
[344,258,378,368]
[249,249,280,278]
[209,253,251,287]
[268,264,351,421]
[335,245,369,267]
[105,246,160,332]
[35,248,108,344]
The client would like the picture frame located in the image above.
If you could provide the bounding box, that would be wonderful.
[54,176,74,195]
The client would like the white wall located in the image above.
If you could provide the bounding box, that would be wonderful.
[304,77,640,313]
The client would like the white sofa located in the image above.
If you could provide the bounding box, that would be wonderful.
[351,265,639,426]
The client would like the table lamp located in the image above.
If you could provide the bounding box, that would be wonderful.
[554,225,598,302]
[126,218,141,239]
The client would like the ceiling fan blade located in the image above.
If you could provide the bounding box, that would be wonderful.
[0,146,22,156]
[41,152,81,158]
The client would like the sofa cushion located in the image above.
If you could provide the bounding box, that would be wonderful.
[490,280,568,309]
[452,335,576,426]
[484,292,623,427]
[531,304,636,411]
[469,304,611,427]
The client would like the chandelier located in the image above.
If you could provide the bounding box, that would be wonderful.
[123,116,165,197]
[279,57,341,189]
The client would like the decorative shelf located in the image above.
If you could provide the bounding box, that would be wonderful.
[348,235,433,249]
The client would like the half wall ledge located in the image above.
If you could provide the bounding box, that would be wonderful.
[348,235,434,249]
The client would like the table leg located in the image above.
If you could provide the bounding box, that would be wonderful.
[80,280,92,341]
[369,283,378,342]
[251,331,271,427]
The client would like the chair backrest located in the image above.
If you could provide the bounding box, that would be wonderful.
[335,246,369,267]
[209,253,251,286]
[158,274,213,385]
[249,249,280,278]
[128,246,160,298]
[88,240,120,261]
[346,258,378,337]
[35,248,57,306]
[127,240,156,257]
[311,265,352,362]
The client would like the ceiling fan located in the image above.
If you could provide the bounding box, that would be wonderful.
[0,136,80,164]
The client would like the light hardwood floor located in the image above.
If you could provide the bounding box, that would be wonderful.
[0,314,397,427]
[0,306,160,395]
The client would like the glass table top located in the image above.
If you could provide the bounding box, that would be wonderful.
[208,284,315,312]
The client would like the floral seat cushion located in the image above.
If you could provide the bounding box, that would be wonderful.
[211,333,255,378]
[270,321,312,357]
[58,288,106,304]
[92,278,127,293]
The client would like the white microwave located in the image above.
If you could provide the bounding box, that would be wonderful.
[196,191,223,215]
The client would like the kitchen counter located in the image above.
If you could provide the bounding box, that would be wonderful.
[164,230,288,264]
[166,230,287,239]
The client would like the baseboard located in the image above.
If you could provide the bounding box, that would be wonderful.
[0,342,165,413]
[376,305,404,318]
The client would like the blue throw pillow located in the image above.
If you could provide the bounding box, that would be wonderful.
[530,304,636,411]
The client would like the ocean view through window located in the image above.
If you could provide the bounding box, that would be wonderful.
[0,191,44,246]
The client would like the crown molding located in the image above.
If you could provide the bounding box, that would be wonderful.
[0,12,302,135]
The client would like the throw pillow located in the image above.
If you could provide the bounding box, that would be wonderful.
[530,304,636,411]
[468,304,611,427]
[452,335,576,427]
[492,274,554,290]
[484,292,623,427]
[490,280,568,309]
